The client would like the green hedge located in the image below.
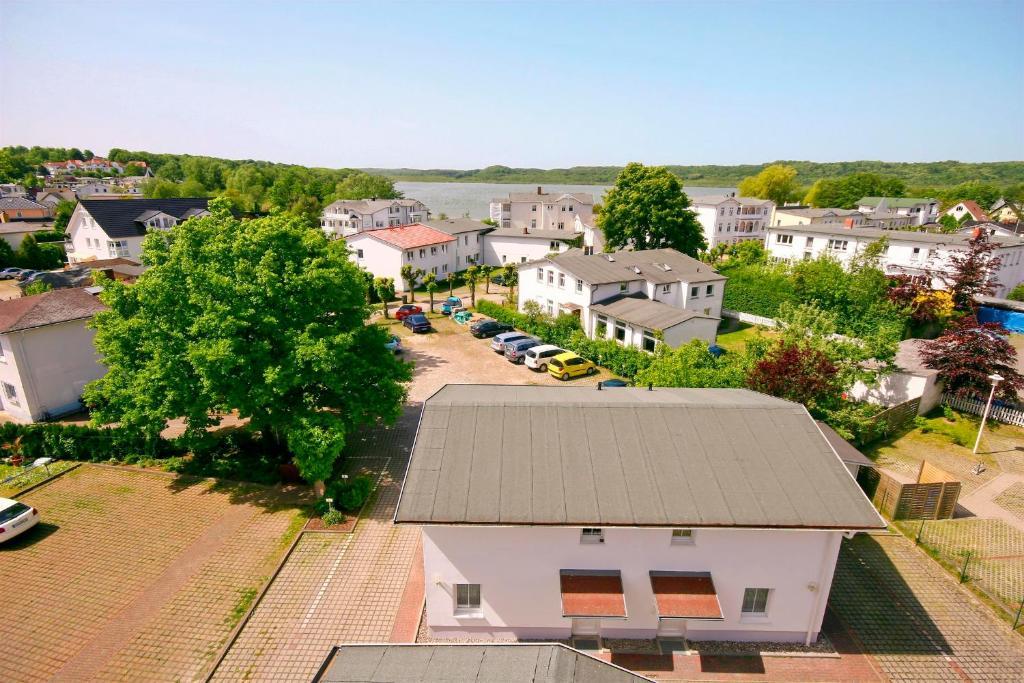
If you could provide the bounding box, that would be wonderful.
[720,263,796,319]
[474,300,652,378]
[0,422,174,462]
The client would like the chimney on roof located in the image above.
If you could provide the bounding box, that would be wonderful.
[522,227,529,234]
[648,383,653,391]
[371,196,377,201]
[597,382,602,391]
[844,218,855,229]
[537,186,543,195]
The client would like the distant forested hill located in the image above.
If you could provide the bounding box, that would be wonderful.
[368,161,1024,188]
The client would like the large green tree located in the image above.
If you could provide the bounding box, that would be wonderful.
[598,163,706,255]
[83,198,411,491]
[332,172,401,200]
[803,173,907,209]
[737,164,799,205]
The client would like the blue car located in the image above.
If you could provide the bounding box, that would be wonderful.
[403,313,432,334]
[708,344,728,358]
[384,334,402,353]
[440,296,463,315]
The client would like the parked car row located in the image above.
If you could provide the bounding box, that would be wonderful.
[0,267,42,282]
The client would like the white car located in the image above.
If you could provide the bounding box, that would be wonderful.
[523,344,566,372]
[0,497,39,543]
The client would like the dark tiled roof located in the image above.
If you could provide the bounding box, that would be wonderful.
[80,198,209,238]
[590,292,716,331]
[423,217,493,235]
[0,288,106,333]
[314,644,650,682]
[395,385,885,530]
[0,197,47,211]
[538,248,725,285]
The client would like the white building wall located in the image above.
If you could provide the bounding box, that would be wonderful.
[346,235,456,288]
[764,227,1024,296]
[450,231,487,270]
[491,194,594,231]
[0,321,106,422]
[661,317,720,346]
[422,525,844,643]
[482,235,569,267]
[692,199,773,249]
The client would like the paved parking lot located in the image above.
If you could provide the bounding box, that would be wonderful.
[0,465,304,683]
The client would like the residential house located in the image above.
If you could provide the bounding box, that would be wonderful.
[0,288,107,422]
[424,218,489,271]
[855,197,938,226]
[763,223,1024,296]
[0,197,50,221]
[395,385,885,644]
[34,189,77,209]
[488,187,594,231]
[481,226,577,267]
[518,248,725,349]
[346,223,456,288]
[771,207,866,227]
[64,198,210,263]
[959,220,1024,238]
[990,198,1023,225]
[321,198,429,238]
[75,182,142,199]
[577,215,606,253]
[313,644,650,682]
[690,194,774,248]
[944,200,989,223]
[0,222,59,250]
[43,157,123,175]
[0,184,28,199]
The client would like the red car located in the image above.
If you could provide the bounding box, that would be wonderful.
[395,304,423,321]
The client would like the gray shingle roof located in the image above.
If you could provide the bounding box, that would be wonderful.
[590,292,716,330]
[423,218,492,235]
[536,248,725,286]
[486,227,579,241]
[857,196,937,208]
[0,288,106,333]
[314,644,649,682]
[80,198,209,238]
[324,198,424,213]
[0,197,47,211]
[775,208,862,219]
[394,385,885,530]
[495,191,595,204]
[767,223,1024,247]
[690,194,773,207]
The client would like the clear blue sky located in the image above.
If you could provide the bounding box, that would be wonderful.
[2,0,1022,168]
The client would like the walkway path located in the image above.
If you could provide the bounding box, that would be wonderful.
[959,471,1024,530]
[210,407,422,682]
[829,533,1024,681]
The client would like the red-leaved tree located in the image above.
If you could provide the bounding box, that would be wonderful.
[920,316,1024,401]
[746,341,842,412]
[938,234,1002,313]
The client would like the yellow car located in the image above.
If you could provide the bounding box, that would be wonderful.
[548,352,598,381]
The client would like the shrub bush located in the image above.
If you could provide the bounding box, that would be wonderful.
[321,508,346,526]
[327,474,375,512]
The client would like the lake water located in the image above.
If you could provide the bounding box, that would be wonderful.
[395,181,737,219]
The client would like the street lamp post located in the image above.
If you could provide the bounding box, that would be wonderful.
[972,373,1004,455]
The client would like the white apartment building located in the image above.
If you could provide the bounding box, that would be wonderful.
[518,248,725,350]
[0,184,28,199]
[65,198,210,263]
[764,224,1024,296]
[856,197,938,226]
[346,223,456,289]
[489,187,594,231]
[690,194,774,249]
[424,218,489,271]
[481,227,577,267]
[396,385,885,644]
[321,198,428,238]
[771,207,866,227]
[0,288,107,422]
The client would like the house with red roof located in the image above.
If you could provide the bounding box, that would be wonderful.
[345,223,458,289]
[944,199,989,223]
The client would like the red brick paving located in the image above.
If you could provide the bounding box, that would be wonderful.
[390,535,425,642]
[0,465,303,683]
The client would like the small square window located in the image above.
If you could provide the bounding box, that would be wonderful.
[741,587,770,615]
[671,528,694,545]
[706,284,714,296]
[580,528,604,544]
[455,583,481,613]
[690,286,699,297]
[619,282,628,292]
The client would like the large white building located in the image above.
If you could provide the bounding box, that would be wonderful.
[517,248,724,350]
[65,198,209,263]
[482,226,577,267]
[763,223,1024,296]
[425,218,490,271]
[489,187,594,231]
[0,289,107,422]
[321,198,429,238]
[396,385,885,644]
[855,197,938,226]
[346,223,457,288]
[690,194,774,249]
[771,207,866,228]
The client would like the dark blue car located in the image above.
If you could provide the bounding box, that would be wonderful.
[403,313,432,333]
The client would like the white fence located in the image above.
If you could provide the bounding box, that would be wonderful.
[721,309,778,328]
[942,393,1024,427]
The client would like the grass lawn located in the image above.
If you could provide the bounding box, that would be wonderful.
[0,460,78,498]
[714,321,780,354]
